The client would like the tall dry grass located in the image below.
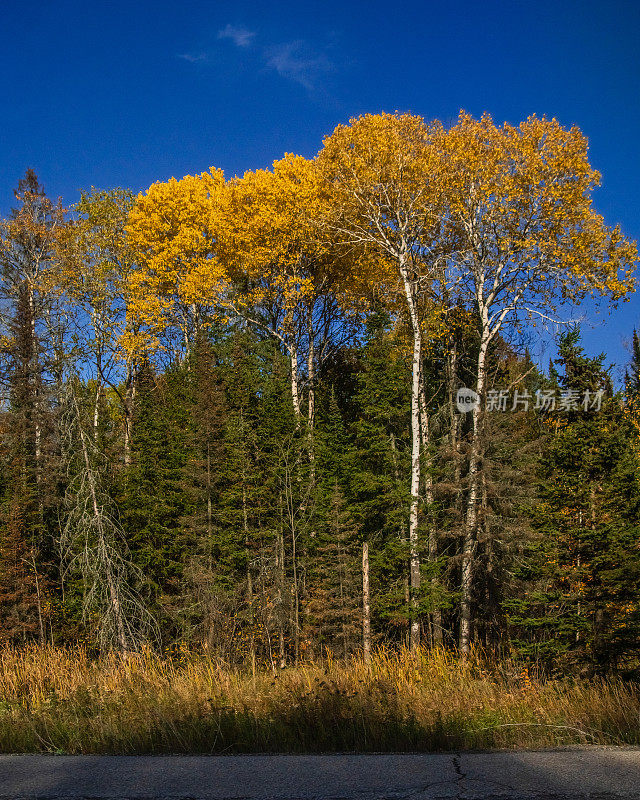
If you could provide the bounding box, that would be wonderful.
[0,644,637,753]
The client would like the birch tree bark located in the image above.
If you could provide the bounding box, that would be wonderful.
[400,253,423,650]
[460,334,489,654]
[362,539,371,664]
[319,114,448,650]
[434,113,636,654]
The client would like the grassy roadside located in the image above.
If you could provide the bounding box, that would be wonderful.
[0,644,637,754]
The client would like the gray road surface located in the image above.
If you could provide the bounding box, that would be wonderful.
[0,749,639,799]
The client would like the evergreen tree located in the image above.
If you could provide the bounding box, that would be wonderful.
[0,279,50,643]
[306,481,361,657]
[506,329,640,673]
[347,311,411,644]
[118,359,191,634]
[625,329,640,396]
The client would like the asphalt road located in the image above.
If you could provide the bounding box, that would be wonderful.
[0,748,639,799]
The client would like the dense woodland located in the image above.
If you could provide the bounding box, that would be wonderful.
[0,111,638,677]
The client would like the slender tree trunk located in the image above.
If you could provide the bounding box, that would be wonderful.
[576,547,582,643]
[336,531,347,659]
[419,369,441,645]
[589,486,605,660]
[481,468,492,648]
[28,284,40,462]
[307,305,315,435]
[123,364,135,466]
[207,443,213,538]
[289,483,301,665]
[27,282,43,514]
[390,431,406,541]
[400,256,422,650]
[30,552,45,644]
[93,380,101,441]
[290,344,302,422]
[447,337,463,497]
[362,539,371,664]
[460,335,489,656]
[391,431,412,643]
[277,493,286,669]
[242,477,256,668]
[305,306,316,539]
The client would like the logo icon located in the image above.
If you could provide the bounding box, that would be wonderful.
[456,387,479,414]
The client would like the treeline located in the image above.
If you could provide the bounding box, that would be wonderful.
[0,111,638,676]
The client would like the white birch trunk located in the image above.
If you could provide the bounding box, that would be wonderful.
[460,335,489,655]
[290,345,302,423]
[419,377,441,645]
[362,539,371,664]
[400,254,422,650]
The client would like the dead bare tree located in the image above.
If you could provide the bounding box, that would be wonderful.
[59,378,158,653]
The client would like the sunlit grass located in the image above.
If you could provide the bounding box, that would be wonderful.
[0,644,637,753]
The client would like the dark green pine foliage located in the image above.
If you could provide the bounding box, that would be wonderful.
[256,338,308,663]
[181,327,300,661]
[0,171,63,644]
[119,360,191,629]
[182,338,228,554]
[592,442,640,674]
[625,329,640,396]
[169,336,229,643]
[474,346,541,652]
[506,328,640,674]
[347,310,411,642]
[0,283,49,643]
[307,390,361,657]
[193,328,273,654]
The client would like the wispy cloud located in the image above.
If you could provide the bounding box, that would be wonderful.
[179,26,336,97]
[264,41,333,91]
[177,52,209,63]
[217,23,256,48]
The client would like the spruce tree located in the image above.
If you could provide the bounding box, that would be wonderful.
[348,311,411,644]
[507,329,640,673]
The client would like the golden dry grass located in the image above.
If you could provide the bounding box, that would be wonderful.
[0,644,637,753]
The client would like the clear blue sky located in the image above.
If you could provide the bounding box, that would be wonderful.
[1,0,638,373]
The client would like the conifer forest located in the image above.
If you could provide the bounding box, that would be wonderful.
[2,111,640,685]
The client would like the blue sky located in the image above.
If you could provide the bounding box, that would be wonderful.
[1,0,638,374]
